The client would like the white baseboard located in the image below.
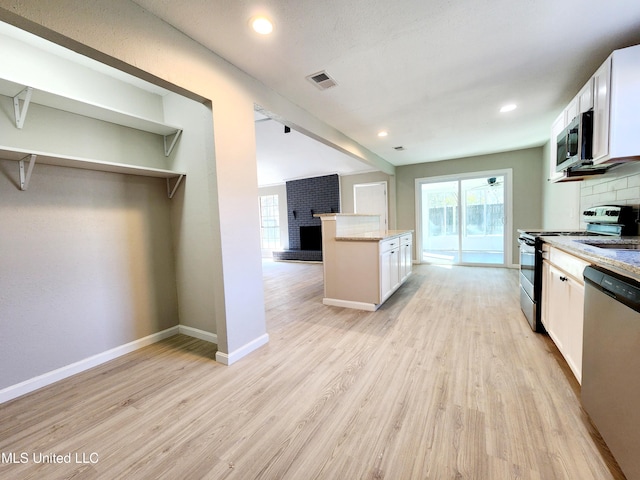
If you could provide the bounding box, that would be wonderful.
[322,297,378,311]
[0,324,221,405]
[215,333,270,365]
[178,325,218,344]
[0,326,180,404]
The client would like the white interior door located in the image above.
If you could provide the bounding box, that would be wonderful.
[354,182,388,229]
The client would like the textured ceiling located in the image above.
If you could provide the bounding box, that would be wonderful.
[254,111,377,186]
[134,1,640,181]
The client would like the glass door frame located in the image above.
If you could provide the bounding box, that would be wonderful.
[414,168,513,267]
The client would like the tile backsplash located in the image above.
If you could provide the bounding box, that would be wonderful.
[580,161,640,232]
[581,162,640,207]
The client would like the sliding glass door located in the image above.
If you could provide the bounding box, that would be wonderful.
[416,170,511,266]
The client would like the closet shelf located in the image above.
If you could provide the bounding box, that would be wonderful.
[3,79,183,156]
[0,146,186,199]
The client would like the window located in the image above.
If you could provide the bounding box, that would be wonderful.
[259,195,280,250]
[416,170,512,266]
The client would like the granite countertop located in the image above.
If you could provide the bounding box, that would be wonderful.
[541,235,640,279]
[315,213,379,217]
[335,230,413,241]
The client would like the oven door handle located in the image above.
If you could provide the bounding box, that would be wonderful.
[518,238,535,248]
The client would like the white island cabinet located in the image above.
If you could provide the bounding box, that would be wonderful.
[318,214,413,311]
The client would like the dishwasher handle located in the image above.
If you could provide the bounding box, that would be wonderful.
[584,265,640,313]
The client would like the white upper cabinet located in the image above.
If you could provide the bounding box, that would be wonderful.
[548,79,593,182]
[592,55,612,162]
[592,45,640,165]
[565,97,578,126]
[577,78,594,113]
[549,43,640,180]
[549,112,566,182]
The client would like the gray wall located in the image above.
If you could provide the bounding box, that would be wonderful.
[163,93,221,334]
[396,147,544,265]
[0,68,218,390]
[0,158,178,389]
[0,95,165,168]
[340,171,396,229]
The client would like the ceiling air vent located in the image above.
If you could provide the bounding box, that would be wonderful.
[306,71,338,90]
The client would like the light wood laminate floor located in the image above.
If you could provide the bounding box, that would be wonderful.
[0,262,624,479]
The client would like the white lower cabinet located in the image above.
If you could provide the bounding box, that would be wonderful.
[380,237,401,303]
[400,234,413,282]
[541,246,590,384]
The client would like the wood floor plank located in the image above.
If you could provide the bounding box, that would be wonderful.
[0,261,626,479]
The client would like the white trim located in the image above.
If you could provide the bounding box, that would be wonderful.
[322,297,379,311]
[0,324,224,404]
[215,333,270,365]
[0,326,179,404]
[178,325,218,344]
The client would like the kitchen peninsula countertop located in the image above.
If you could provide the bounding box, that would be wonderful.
[335,230,413,241]
[541,235,640,280]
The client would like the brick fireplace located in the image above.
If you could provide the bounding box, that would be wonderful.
[272,174,340,262]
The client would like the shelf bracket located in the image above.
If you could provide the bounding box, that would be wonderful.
[13,87,34,129]
[166,174,184,199]
[19,154,37,191]
[163,129,183,157]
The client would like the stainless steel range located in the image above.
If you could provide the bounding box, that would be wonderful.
[517,205,636,332]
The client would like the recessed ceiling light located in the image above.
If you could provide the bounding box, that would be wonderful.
[250,16,274,35]
[377,131,388,137]
[500,104,517,113]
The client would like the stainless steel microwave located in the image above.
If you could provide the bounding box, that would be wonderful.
[556,110,593,172]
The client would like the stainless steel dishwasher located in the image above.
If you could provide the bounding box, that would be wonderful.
[583,265,640,480]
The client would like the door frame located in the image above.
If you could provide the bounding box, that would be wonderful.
[414,169,513,266]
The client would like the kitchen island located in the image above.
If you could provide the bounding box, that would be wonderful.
[318,214,413,311]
